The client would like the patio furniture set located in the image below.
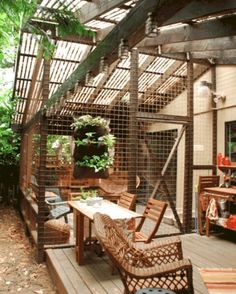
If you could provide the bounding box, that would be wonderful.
[68,195,194,294]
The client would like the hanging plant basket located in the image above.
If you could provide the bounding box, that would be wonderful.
[71,115,115,179]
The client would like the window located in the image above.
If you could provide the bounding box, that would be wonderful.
[225,121,236,162]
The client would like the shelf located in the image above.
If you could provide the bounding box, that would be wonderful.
[218,165,236,173]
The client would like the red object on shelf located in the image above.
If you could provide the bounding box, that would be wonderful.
[217,153,223,166]
[222,156,231,166]
[226,215,236,231]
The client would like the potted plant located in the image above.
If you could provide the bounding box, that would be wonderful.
[71,115,115,178]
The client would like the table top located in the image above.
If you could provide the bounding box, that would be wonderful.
[68,199,141,220]
[204,187,236,196]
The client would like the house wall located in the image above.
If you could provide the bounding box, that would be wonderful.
[146,66,236,216]
[216,66,236,158]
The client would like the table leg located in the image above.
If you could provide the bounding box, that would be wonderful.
[75,211,84,265]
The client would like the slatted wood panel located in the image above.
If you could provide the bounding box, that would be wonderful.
[46,232,236,294]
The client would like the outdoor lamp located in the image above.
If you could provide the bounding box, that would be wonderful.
[99,57,109,74]
[118,39,129,60]
[145,12,159,37]
[85,71,94,86]
[198,81,226,103]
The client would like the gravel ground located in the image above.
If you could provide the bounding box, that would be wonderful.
[0,204,56,294]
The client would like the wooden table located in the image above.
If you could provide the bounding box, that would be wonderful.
[68,200,141,265]
[203,187,236,236]
[204,187,236,201]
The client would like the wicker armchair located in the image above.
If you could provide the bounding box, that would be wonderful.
[93,213,194,294]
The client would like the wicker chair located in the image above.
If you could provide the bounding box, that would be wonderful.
[198,176,220,235]
[127,198,168,243]
[93,213,194,294]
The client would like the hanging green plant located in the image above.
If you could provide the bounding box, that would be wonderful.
[71,115,115,178]
[76,153,114,173]
[71,115,110,131]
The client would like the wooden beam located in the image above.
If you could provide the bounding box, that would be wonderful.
[187,49,236,60]
[160,36,236,54]
[139,60,184,104]
[128,49,139,193]
[212,58,236,65]
[25,20,95,45]
[138,48,208,64]
[86,59,120,104]
[163,0,236,26]
[136,112,190,124]
[161,50,236,64]
[78,0,128,24]
[108,55,157,109]
[182,60,194,233]
[139,14,236,47]
[22,51,43,124]
[23,0,191,131]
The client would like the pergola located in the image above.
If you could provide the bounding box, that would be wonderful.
[12,0,236,261]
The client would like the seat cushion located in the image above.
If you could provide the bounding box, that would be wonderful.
[50,206,71,219]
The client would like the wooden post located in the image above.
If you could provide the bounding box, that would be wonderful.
[36,58,50,263]
[211,66,217,175]
[183,60,194,233]
[128,49,139,194]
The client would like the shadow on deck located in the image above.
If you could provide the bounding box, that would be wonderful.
[46,231,236,294]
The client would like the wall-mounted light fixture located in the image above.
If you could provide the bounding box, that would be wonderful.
[118,39,129,60]
[198,81,226,104]
[145,12,159,37]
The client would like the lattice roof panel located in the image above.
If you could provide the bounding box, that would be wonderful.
[14,0,232,127]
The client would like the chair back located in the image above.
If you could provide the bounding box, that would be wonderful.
[93,213,132,267]
[118,192,136,210]
[135,198,168,243]
[198,175,220,195]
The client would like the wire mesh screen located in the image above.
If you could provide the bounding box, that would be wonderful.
[19,51,211,256]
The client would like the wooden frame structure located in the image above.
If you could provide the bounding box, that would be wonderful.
[12,0,236,261]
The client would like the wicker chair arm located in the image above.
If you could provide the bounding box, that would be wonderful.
[118,258,193,294]
[45,199,68,207]
[135,236,181,250]
[134,236,183,263]
[125,258,192,278]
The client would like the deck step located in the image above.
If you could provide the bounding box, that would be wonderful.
[46,247,123,294]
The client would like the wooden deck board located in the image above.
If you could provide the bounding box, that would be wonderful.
[54,249,91,294]
[64,248,109,294]
[46,232,236,294]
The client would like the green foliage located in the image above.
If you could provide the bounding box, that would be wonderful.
[75,133,115,148]
[0,0,95,64]
[52,5,95,38]
[80,188,97,200]
[72,115,116,172]
[76,153,114,172]
[0,0,37,67]
[98,134,116,148]
[47,135,72,163]
[71,115,110,131]
[0,91,20,165]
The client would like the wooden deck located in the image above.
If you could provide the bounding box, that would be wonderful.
[46,232,236,294]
